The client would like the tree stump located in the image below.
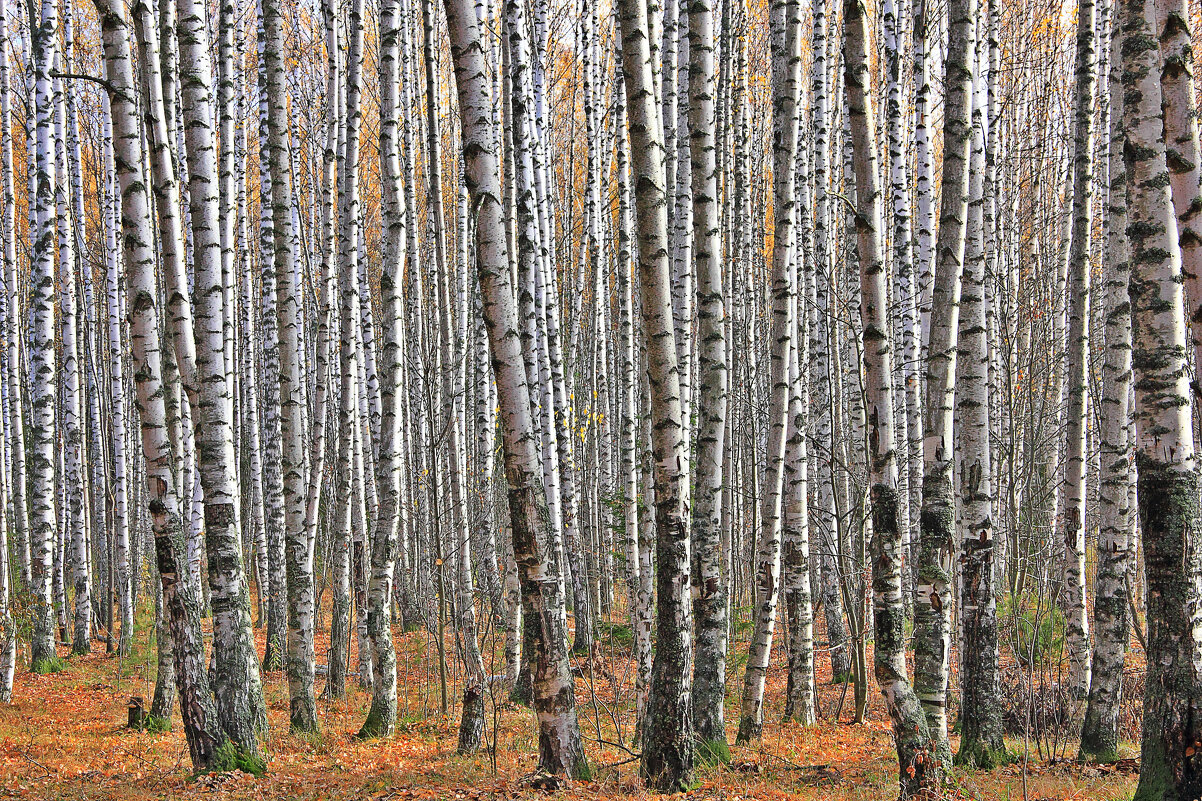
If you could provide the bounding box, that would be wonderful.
[127,696,145,729]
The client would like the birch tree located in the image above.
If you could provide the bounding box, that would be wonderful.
[441,0,588,777]
[1061,0,1096,705]
[177,0,267,749]
[915,0,976,767]
[736,0,800,747]
[261,0,319,732]
[1080,20,1131,759]
[94,0,227,767]
[614,0,696,783]
[845,0,938,792]
[687,0,731,759]
[1121,0,1202,795]
[954,4,1004,767]
[28,0,60,674]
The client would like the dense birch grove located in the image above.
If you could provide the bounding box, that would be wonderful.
[3,0,1202,795]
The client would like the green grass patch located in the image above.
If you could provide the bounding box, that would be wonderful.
[597,620,634,648]
[32,655,68,675]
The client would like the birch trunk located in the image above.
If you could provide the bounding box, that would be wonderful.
[28,0,60,672]
[177,0,267,748]
[1121,0,1202,796]
[441,0,588,777]
[615,0,696,784]
[954,7,1004,766]
[260,0,319,732]
[687,0,731,758]
[736,0,800,746]
[612,50,653,726]
[359,0,407,738]
[95,0,227,765]
[809,0,851,682]
[0,0,25,594]
[1061,0,1096,704]
[915,0,975,767]
[54,62,89,656]
[845,0,938,793]
[1080,23,1131,759]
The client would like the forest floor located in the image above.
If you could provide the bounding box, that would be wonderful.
[0,607,1142,801]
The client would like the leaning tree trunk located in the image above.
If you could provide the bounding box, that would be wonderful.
[441,0,589,779]
[615,0,696,787]
[915,0,975,770]
[1121,0,1202,797]
[736,0,801,747]
[844,0,938,794]
[95,0,226,766]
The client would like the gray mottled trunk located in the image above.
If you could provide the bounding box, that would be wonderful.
[1080,19,1130,759]
[688,0,731,759]
[915,0,975,768]
[441,0,588,777]
[1121,0,1202,797]
[845,0,938,794]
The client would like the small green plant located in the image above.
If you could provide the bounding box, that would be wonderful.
[696,737,732,767]
[597,620,634,648]
[134,714,171,734]
[1000,591,1066,667]
[32,655,68,675]
[397,712,426,732]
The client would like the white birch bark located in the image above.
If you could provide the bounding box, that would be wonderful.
[95,0,227,765]
[28,0,60,672]
[915,0,975,767]
[1061,0,1096,704]
[260,0,319,732]
[615,0,696,784]
[441,0,588,776]
[954,9,1004,766]
[177,0,267,747]
[736,0,800,746]
[0,0,25,594]
[687,0,731,755]
[845,0,938,792]
[1080,24,1131,759]
[1121,0,1202,795]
